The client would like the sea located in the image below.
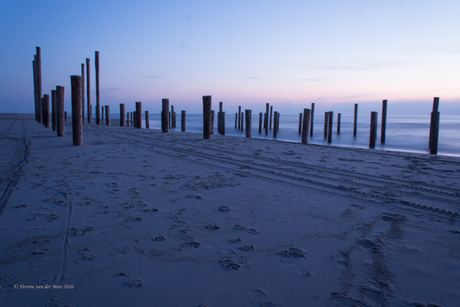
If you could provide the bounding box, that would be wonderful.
[113,113,460,158]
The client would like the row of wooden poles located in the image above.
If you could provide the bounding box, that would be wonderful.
[32,47,441,154]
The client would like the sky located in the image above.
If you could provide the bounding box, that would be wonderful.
[0,0,459,116]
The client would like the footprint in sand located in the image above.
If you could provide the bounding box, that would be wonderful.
[219,259,240,270]
[237,245,255,251]
[259,302,282,307]
[125,279,142,288]
[334,250,352,269]
[277,247,307,259]
[205,225,221,230]
[218,206,230,212]
[229,238,242,243]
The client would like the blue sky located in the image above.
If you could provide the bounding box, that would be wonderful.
[1,0,459,115]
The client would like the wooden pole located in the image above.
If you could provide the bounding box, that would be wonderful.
[273,111,278,138]
[42,96,46,126]
[44,95,50,128]
[429,97,440,149]
[120,104,125,127]
[298,113,302,135]
[353,103,358,137]
[162,99,169,132]
[133,111,136,128]
[238,106,241,130]
[36,47,42,124]
[101,105,104,125]
[144,111,149,128]
[429,111,440,154]
[235,112,237,129]
[369,111,378,149]
[130,112,133,127]
[381,100,387,144]
[81,63,85,123]
[245,110,252,138]
[277,113,280,133]
[337,113,341,134]
[327,111,333,144]
[221,112,225,135]
[136,102,142,128]
[95,51,100,125]
[218,101,223,134]
[310,102,315,136]
[259,112,263,134]
[264,112,268,135]
[33,59,38,121]
[211,110,215,134]
[65,111,67,122]
[324,112,328,139]
[71,76,83,145]
[105,105,110,125]
[241,112,244,131]
[171,105,175,128]
[126,111,129,126]
[301,109,311,144]
[203,95,212,139]
[270,106,273,130]
[86,58,91,124]
[51,90,57,131]
[181,110,186,132]
[264,103,269,134]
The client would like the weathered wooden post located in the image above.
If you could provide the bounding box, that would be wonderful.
[310,102,315,136]
[337,113,341,134]
[277,113,280,133]
[181,110,186,132]
[264,103,269,134]
[42,97,46,126]
[65,111,67,122]
[245,110,252,138]
[221,112,225,135]
[369,111,378,149]
[33,58,38,122]
[429,97,440,154]
[162,99,169,132]
[105,105,110,125]
[43,95,50,128]
[327,111,333,144]
[429,97,440,149]
[301,109,311,144]
[171,105,175,129]
[36,47,42,124]
[324,112,328,139]
[120,104,125,127]
[71,76,83,145]
[235,112,238,129]
[353,103,358,137]
[95,51,100,125]
[203,95,212,139]
[259,112,263,134]
[238,106,241,130]
[381,100,387,144]
[270,106,273,130]
[57,86,65,136]
[86,58,91,124]
[211,110,215,134]
[298,113,302,135]
[218,102,223,134]
[51,90,57,131]
[81,63,85,123]
[101,105,105,125]
[126,111,129,126]
[136,102,142,128]
[145,111,149,129]
[273,111,278,138]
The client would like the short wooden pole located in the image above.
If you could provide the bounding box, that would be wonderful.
[381,100,387,144]
[171,105,175,128]
[86,58,91,124]
[273,111,278,138]
[298,113,302,135]
[105,105,110,125]
[337,113,341,134]
[327,111,333,144]
[245,110,252,138]
[238,106,241,130]
[51,90,57,131]
[71,75,83,145]
[221,112,225,135]
[81,63,85,124]
[43,95,50,128]
[264,103,269,134]
[369,111,378,149]
[264,112,268,135]
[162,99,169,132]
[36,47,42,124]
[270,105,273,130]
[429,111,440,154]
[56,86,65,136]
[65,111,67,122]
[181,110,186,132]
[211,110,215,134]
[126,111,129,126]
[120,104,125,127]
[429,97,440,149]
[101,106,104,125]
[95,51,100,125]
[310,102,315,136]
[301,108,311,144]
[136,102,142,129]
[353,103,358,137]
[324,112,328,139]
[259,112,263,134]
[235,112,237,129]
[203,96,212,139]
[277,113,280,133]
[218,101,223,134]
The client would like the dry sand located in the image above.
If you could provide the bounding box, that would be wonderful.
[1,113,459,307]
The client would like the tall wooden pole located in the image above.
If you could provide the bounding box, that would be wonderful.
[145,111,149,129]
[211,110,215,134]
[162,99,169,132]
[181,110,186,132]
[56,86,65,137]
[353,103,358,137]
[264,103,269,134]
[203,96,212,139]
[81,63,85,123]
[310,102,315,136]
[273,111,278,138]
[245,110,252,138]
[33,58,38,121]
[381,100,387,144]
[298,113,302,135]
[337,113,341,134]
[86,58,91,124]
[95,51,100,125]
[270,106,273,130]
[105,105,110,125]
[327,111,333,144]
[136,102,142,128]
[36,47,42,124]
[429,97,440,149]
[238,106,241,130]
[71,76,83,145]
[221,112,225,135]
[301,109,311,144]
[369,112,378,149]
[429,111,440,154]
[259,112,263,134]
[120,104,125,127]
[51,90,57,131]
[324,112,328,139]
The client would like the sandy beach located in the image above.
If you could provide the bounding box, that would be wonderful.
[1,113,459,307]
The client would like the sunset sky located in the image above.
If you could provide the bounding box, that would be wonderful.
[1,0,459,115]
